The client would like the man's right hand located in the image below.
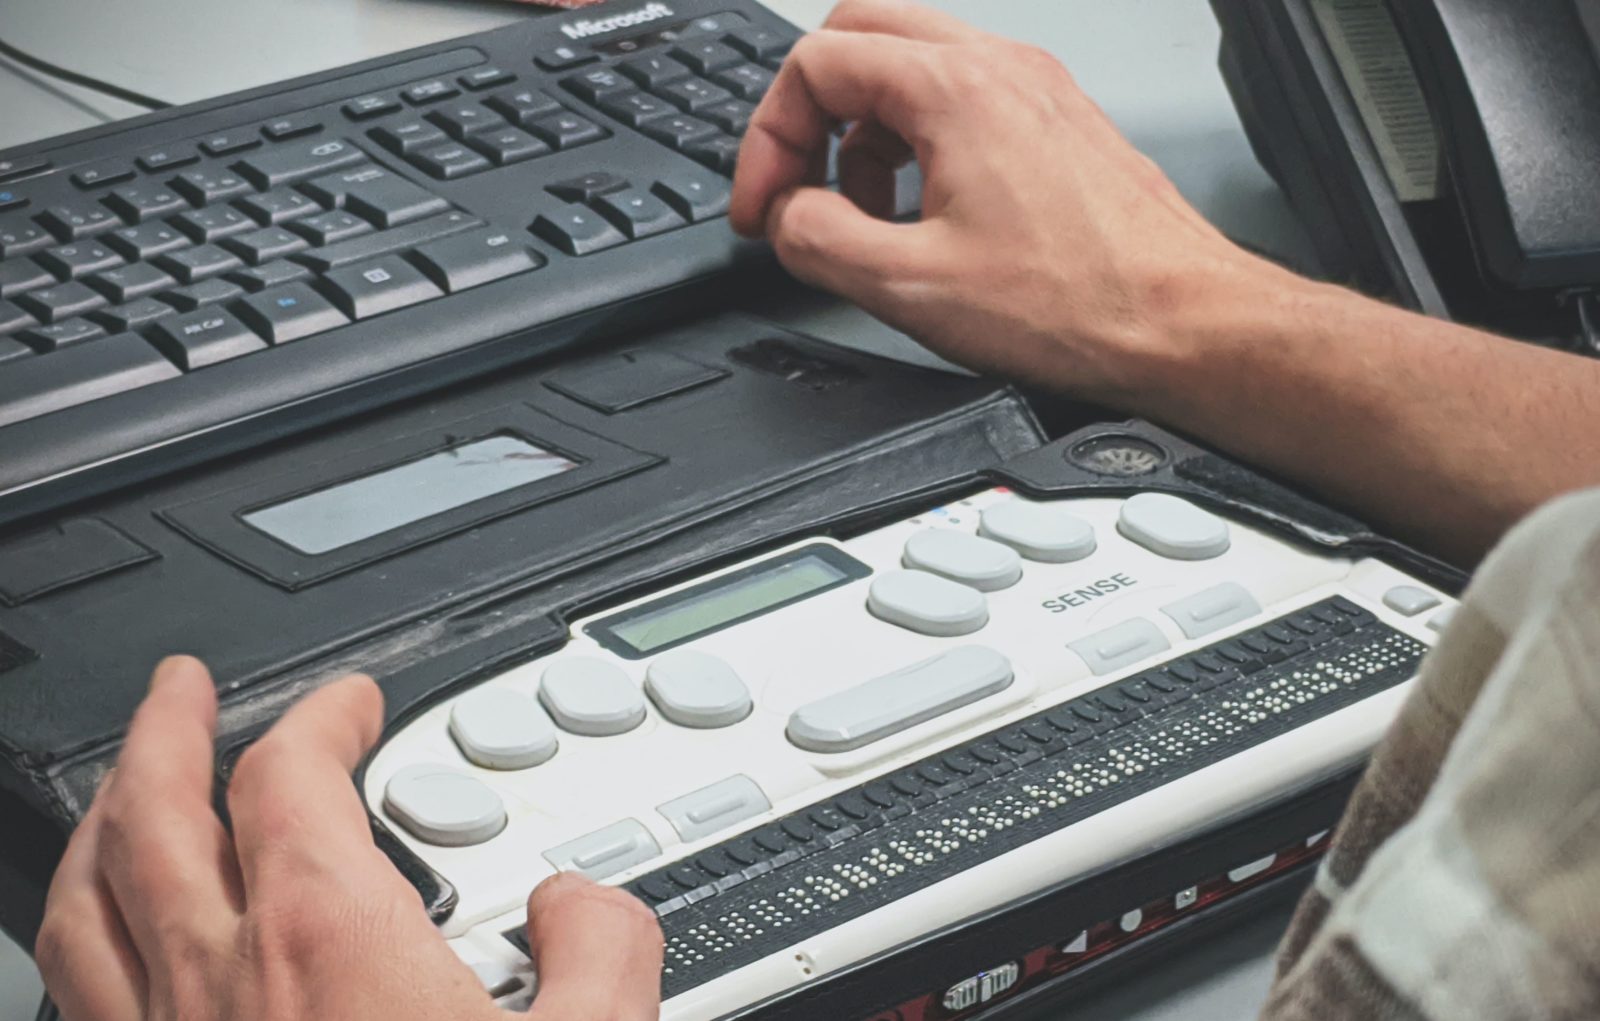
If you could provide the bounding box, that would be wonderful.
[731,0,1269,407]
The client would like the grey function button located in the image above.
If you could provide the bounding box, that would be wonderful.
[787,645,1014,753]
[901,528,1023,591]
[978,499,1097,563]
[645,649,752,728]
[1383,585,1441,617]
[540,657,646,736]
[1117,493,1231,561]
[657,774,770,842]
[1068,618,1171,676]
[544,819,661,880]
[867,569,988,637]
[449,686,560,770]
[1161,582,1262,639]
[383,764,508,847]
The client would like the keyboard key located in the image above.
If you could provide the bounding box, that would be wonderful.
[402,79,459,105]
[237,188,322,226]
[0,333,180,428]
[467,128,550,166]
[411,228,544,292]
[673,41,745,76]
[724,26,796,62]
[702,99,754,136]
[370,120,449,155]
[484,89,562,127]
[426,103,508,139]
[235,282,349,343]
[227,260,313,292]
[103,183,188,223]
[198,132,261,158]
[92,297,175,333]
[533,43,596,72]
[137,145,199,173]
[105,223,190,261]
[292,211,480,271]
[0,156,50,182]
[529,112,607,150]
[40,240,125,284]
[0,338,30,363]
[651,171,732,222]
[287,210,371,246]
[172,206,257,243]
[0,216,52,257]
[303,166,449,227]
[592,187,683,240]
[233,137,364,188]
[548,171,630,203]
[619,54,692,89]
[148,309,266,369]
[160,277,244,312]
[87,262,178,304]
[170,167,253,205]
[261,114,322,141]
[409,143,491,180]
[683,134,742,175]
[0,300,35,335]
[531,207,627,256]
[343,94,401,121]
[321,256,443,319]
[597,91,676,128]
[0,189,27,213]
[0,259,54,300]
[642,115,718,149]
[563,67,632,104]
[459,66,514,91]
[714,64,776,102]
[18,281,106,323]
[221,226,308,265]
[39,201,122,241]
[657,78,733,113]
[71,161,136,189]
[19,317,106,351]
[157,244,243,283]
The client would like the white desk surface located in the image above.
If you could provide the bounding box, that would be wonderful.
[0,1,1309,1016]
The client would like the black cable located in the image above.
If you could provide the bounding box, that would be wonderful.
[0,32,170,111]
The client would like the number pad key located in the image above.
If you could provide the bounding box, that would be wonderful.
[39,201,121,241]
[592,187,683,240]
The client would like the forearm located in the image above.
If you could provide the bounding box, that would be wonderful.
[1121,258,1600,566]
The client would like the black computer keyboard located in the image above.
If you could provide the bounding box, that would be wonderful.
[0,0,799,523]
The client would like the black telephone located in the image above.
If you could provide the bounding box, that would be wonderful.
[1214,0,1600,353]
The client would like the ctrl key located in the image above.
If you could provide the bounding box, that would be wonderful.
[384,764,507,847]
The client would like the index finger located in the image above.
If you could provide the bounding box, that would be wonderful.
[823,0,981,44]
[730,30,949,236]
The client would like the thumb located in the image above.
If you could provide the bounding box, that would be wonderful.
[524,872,664,1020]
[766,185,929,307]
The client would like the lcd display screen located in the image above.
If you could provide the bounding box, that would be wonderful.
[590,546,872,658]
[242,435,579,555]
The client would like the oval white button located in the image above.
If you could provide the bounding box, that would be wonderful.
[645,649,753,728]
[540,658,646,736]
[449,686,559,770]
[867,569,988,637]
[1117,493,1230,560]
[902,528,1023,591]
[384,764,507,847]
[978,499,1097,562]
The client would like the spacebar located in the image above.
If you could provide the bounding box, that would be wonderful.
[0,335,182,429]
[293,211,483,272]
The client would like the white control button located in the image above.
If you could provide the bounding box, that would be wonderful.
[540,658,646,736]
[1428,606,1457,633]
[645,650,753,728]
[787,645,1014,753]
[383,764,507,847]
[470,962,525,999]
[449,686,559,770]
[901,528,1023,591]
[543,819,660,880]
[1068,618,1171,676]
[978,499,1096,563]
[1383,584,1441,617]
[1161,582,1262,639]
[657,774,770,842]
[867,569,988,636]
[1117,493,1230,560]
